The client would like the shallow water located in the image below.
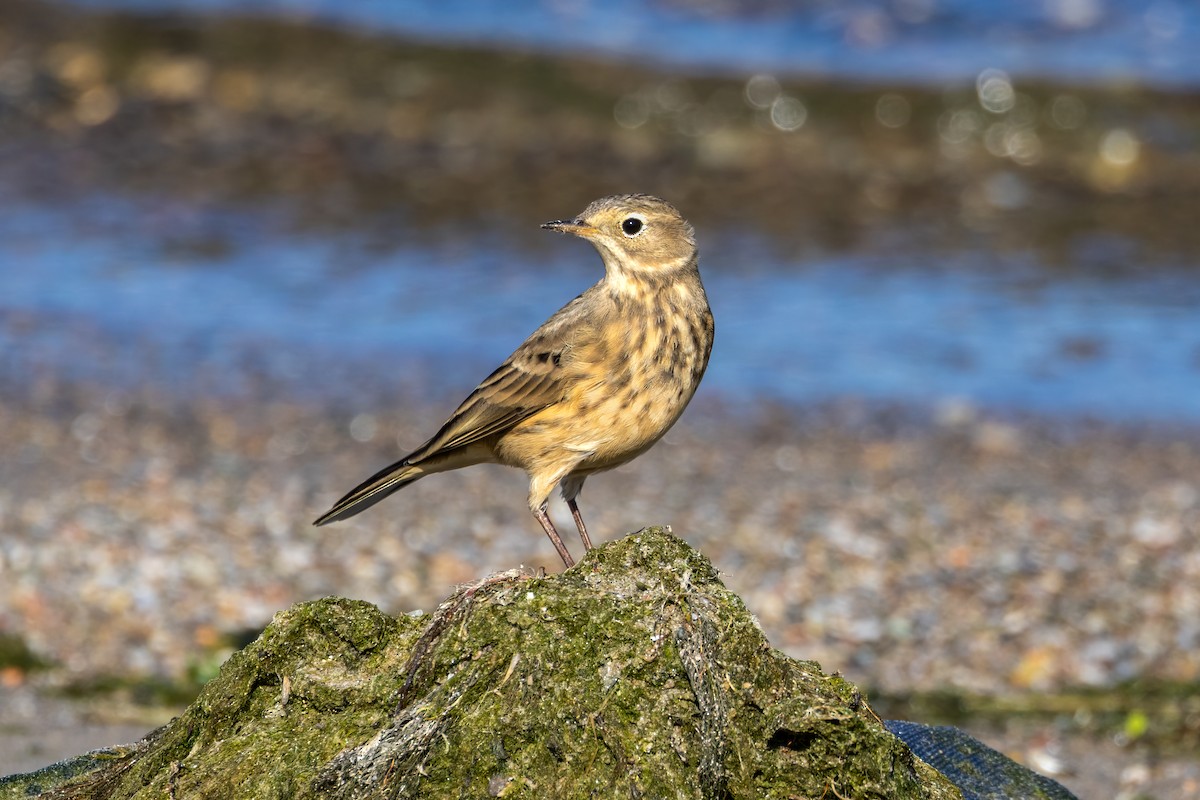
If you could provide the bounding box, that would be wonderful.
[4,0,1199,424]
[3,188,1198,422]
[65,0,1200,88]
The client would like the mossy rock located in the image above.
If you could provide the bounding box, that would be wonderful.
[3,527,961,799]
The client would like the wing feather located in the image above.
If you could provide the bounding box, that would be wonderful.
[407,292,598,462]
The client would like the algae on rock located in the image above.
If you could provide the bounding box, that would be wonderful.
[7,527,960,799]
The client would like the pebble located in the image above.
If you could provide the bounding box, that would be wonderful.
[1,380,1197,702]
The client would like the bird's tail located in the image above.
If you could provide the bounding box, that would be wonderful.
[313,459,426,526]
[313,442,493,526]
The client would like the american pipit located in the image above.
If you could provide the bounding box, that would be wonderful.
[314,194,714,567]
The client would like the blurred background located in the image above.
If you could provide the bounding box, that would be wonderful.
[1,0,1198,795]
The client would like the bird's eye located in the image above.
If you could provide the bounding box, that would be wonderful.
[621,217,644,236]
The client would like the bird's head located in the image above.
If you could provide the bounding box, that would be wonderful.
[541,194,697,279]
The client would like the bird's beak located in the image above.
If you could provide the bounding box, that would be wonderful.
[541,218,597,238]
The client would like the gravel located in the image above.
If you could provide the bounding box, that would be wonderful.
[2,376,1198,795]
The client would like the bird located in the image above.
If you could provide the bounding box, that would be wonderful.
[313,194,714,568]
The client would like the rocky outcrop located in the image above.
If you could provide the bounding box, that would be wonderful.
[4,528,973,798]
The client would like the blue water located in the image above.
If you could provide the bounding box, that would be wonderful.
[65,0,1200,88]
[3,191,1198,422]
[16,0,1197,422]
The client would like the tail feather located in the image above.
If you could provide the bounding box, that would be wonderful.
[313,460,424,526]
[314,442,496,526]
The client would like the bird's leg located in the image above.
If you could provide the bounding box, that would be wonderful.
[533,505,575,568]
[566,498,594,551]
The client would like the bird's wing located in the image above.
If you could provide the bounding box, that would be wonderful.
[408,293,596,461]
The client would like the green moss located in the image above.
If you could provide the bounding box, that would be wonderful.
[56,675,202,710]
[873,678,1200,756]
[7,529,960,799]
[0,631,49,672]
